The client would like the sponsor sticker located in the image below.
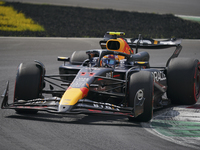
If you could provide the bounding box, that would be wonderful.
[152,71,166,82]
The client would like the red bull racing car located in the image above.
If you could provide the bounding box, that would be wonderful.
[1,32,200,122]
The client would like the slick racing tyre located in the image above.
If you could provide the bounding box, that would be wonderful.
[70,51,88,65]
[128,71,154,122]
[167,58,200,105]
[14,62,45,114]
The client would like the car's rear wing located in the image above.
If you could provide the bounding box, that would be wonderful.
[100,32,182,50]
[126,37,182,49]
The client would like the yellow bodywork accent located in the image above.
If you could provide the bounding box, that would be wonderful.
[58,57,67,59]
[137,61,146,64]
[106,38,132,60]
[154,40,158,44]
[60,88,83,105]
[106,38,125,60]
[107,32,125,36]
[106,38,125,51]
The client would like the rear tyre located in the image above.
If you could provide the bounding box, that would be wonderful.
[128,71,154,122]
[14,62,44,114]
[167,58,200,105]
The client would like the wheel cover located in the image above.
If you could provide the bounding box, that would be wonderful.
[136,90,144,101]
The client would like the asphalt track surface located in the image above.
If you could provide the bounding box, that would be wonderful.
[1,1,200,149]
[3,0,200,16]
[0,37,200,150]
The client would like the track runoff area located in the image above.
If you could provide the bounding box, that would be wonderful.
[142,102,200,149]
[143,39,200,149]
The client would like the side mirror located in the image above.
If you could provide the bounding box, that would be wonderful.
[57,57,70,65]
[57,57,70,62]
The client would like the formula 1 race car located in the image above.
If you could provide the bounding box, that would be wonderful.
[1,32,200,122]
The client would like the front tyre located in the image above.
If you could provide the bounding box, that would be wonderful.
[128,71,154,122]
[167,58,200,105]
[14,62,45,114]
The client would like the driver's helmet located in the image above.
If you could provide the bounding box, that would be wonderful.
[101,55,117,67]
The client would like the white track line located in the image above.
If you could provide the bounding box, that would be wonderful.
[142,105,200,149]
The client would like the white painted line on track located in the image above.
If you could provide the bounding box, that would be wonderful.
[175,15,200,23]
[142,104,200,149]
[175,15,200,19]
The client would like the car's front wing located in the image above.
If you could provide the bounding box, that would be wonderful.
[1,82,134,117]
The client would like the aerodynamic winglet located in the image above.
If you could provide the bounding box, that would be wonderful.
[1,81,9,109]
